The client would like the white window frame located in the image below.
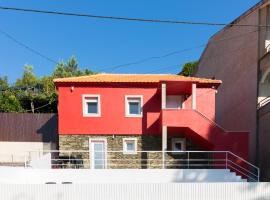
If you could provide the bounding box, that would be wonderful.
[123,138,138,154]
[125,95,143,117]
[89,138,107,169]
[171,138,186,154]
[82,94,101,117]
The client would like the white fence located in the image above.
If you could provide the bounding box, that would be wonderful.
[0,183,269,200]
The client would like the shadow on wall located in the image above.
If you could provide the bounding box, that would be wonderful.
[140,90,162,168]
[37,114,58,144]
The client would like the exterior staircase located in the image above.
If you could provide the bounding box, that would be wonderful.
[161,109,249,160]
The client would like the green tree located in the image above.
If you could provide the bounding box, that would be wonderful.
[53,56,94,78]
[15,65,38,88]
[0,56,94,113]
[179,61,199,77]
[14,65,39,113]
[0,76,9,90]
[0,91,23,112]
[40,76,55,95]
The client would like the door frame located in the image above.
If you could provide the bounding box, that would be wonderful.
[89,138,108,169]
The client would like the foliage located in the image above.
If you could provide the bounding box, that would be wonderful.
[0,76,9,90]
[15,65,38,88]
[0,91,24,112]
[52,56,94,78]
[179,61,199,77]
[0,55,94,113]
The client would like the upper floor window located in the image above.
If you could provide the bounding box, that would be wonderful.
[125,95,143,117]
[83,95,101,117]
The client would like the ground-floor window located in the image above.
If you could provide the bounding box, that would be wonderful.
[123,138,137,154]
[171,138,186,154]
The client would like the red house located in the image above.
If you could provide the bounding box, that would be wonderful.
[54,74,249,170]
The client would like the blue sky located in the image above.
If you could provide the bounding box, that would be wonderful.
[0,0,259,83]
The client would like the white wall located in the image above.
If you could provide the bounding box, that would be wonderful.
[0,183,269,200]
[29,153,52,169]
[0,168,244,184]
[0,142,54,162]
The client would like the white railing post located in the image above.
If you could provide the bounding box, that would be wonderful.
[162,126,167,169]
[162,151,165,169]
[24,156,27,168]
[161,83,166,109]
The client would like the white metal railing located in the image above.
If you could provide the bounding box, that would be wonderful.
[257,96,270,109]
[22,150,260,182]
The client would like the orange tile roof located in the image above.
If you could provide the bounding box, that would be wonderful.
[53,73,222,84]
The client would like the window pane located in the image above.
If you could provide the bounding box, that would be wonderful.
[126,141,135,151]
[87,102,98,114]
[94,143,103,151]
[174,142,182,151]
[129,102,140,114]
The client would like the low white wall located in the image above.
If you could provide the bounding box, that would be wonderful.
[0,168,243,184]
[29,153,51,169]
[0,142,54,162]
[0,183,269,200]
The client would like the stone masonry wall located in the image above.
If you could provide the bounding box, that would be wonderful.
[59,135,202,169]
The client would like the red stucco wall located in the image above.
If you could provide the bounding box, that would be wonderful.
[58,84,160,135]
[57,83,216,135]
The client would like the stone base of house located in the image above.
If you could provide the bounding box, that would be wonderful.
[59,134,203,169]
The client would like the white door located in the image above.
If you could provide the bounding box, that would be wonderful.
[90,140,106,169]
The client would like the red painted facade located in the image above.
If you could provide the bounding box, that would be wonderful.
[55,78,249,159]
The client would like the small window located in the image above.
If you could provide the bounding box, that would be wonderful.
[83,95,101,117]
[171,138,186,154]
[125,96,143,117]
[123,138,137,154]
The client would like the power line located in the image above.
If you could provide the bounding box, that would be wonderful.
[0,28,58,64]
[99,28,259,72]
[0,24,259,75]
[0,6,268,28]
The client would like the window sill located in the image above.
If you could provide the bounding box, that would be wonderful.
[125,114,143,118]
[83,114,101,117]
